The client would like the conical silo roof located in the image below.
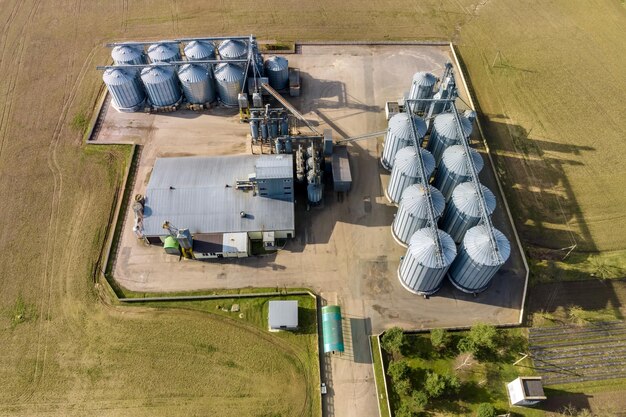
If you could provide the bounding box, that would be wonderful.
[184,40,215,60]
[433,112,473,139]
[407,228,457,268]
[111,45,143,64]
[214,62,244,81]
[103,68,134,85]
[177,63,208,83]
[389,113,428,140]
[451,182,496,217]
[412,72,437,87]
[218,39,248,59]
[394,147,436,178]
[265,56,288,71]
[140,65,175,84]
[400,184,445,219]
[441,145,484,176]
[147,43,179,62]
[463,225,511,266]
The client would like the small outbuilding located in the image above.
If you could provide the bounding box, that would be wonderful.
[268,300,299,332]
[321,305,344,353]
[507,376,547,407]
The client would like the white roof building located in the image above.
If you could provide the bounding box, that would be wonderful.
[507,376,546,406]
[268,300,298,331]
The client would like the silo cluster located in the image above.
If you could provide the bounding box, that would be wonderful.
[102,38,279,111]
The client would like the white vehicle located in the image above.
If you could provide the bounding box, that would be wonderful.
[320,382,327,395]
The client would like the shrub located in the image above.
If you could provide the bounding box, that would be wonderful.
[476,403,497,417]
[381,327,406,358]
[430,328,451,352]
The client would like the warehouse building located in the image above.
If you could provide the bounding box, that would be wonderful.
[141,154,295,258]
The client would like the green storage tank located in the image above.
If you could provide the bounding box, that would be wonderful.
[163,235,180,255]
[322,305,344,353]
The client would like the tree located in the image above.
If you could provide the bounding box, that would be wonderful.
[476,403,497,417]
[458,323,499,359]
[394,377,412,396]
[381,327,406,358]
[430,328,451,352]
[409,390,429,412]
[387,359,410,383]
[395,401,416,417]
[423,371,460,399]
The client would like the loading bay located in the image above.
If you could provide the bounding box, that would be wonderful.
[94,44,527,417]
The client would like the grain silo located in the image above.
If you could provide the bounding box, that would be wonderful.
[218,39,248,61]
[448,225,511,294]
[381,113,428,171]
[214,63,245,106]
[111,45,147,66]
[103,68,145,112]
[408,72,437,113]
[427,112,473,163]
[140,65,181,107]
[440,182,496,243]
[392,184,445,246]
[264,56,289,90]
[177,63,216,104]
[147,43,181,63]
[386,146,435,205]
[433,145,484,201]
[184,40,216,62]
[398,228,457,296]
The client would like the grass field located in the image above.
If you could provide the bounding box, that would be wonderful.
[371,336,391,417]
[1,0,625,415]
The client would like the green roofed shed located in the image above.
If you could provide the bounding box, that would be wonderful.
[322,305,344,353]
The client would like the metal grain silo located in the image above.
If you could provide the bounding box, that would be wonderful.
[111,45,147,66]
[386,146,435,205]
[440,182,496,243]
[218,39,248,61]
[264,56,289,90]
[448,225,511,294]
[433,145,484,201]
[381,113,428,171]
[392,184,445,246]
[214,63,245,106]
[184,40,216,62]
[147,43,181,63]
[427,112,473,163]
[398,228,457,296]
[140,65,181,107]
[408,72,437,113]
[177,64,216,104]
[103,68,145,111]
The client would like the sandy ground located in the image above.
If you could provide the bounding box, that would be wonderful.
[96,45,527,417]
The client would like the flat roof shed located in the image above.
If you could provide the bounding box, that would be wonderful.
[268,300,299,331]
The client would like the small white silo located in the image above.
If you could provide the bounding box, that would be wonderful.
[433,145,484,201]
[386,146,435,205]
[448,225,511,294]
[392,184,445,246]
[408,72,437,113]
[398,228,457,296]
[381,113,427,171]
[427,112,473,164]
[440,182,496,243]
[103,68,145,112]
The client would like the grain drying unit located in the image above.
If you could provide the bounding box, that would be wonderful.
[214,63,246,106]
[433,144,484,201]
[102,68,145,112]
[111,45,147,66]
[398,228,457,296]
[440,182,496,243]
[264,56,289,90]
[392,184,445,246]
[448,225,511,293]
[427,112,473,163]
[140,65,182,107]
[177,64,216,105]
[381,113,428,171]
[184,40,216,62]
[386,146,435,204]
[147,42,181,63]
[408,72,437,113]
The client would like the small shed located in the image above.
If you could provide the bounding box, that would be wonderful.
[322,305,344,353]
[268,300,298,331]
[507,376,546,406]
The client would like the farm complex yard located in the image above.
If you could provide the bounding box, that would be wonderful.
[0,0,625,416]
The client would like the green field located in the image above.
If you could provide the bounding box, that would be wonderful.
[1,0,625,415]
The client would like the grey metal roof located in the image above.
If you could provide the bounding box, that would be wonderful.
[268,300,298,329]
[255,155,293,179]
[463,225,511,266]
[143,155,294,236]
[407,228,457,268]
[331,146,352,183]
